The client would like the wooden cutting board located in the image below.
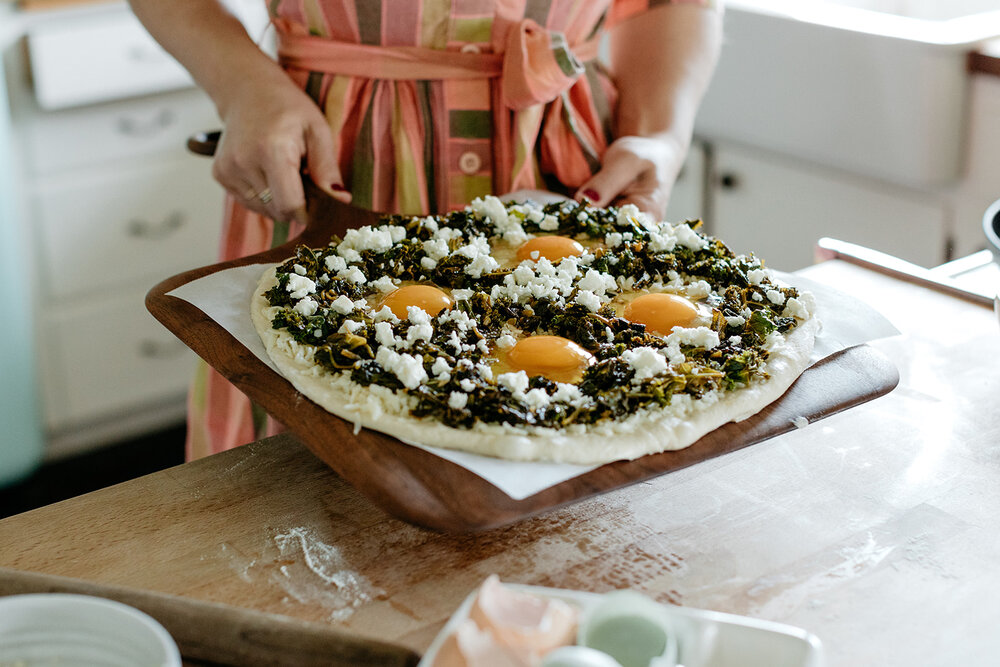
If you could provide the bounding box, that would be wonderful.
[146,182,899,533]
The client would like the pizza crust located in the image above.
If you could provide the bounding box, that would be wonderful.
[252,267,819,465]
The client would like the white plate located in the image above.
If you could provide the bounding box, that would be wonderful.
[419,583,823,667]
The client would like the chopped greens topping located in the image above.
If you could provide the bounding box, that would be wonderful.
[264,197,805,430]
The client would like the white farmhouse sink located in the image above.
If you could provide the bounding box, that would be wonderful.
[695,0,1000,188]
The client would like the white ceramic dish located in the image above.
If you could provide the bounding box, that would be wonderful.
[984,197,1000,325]
[419,583,823,667]
[0,593,181,667]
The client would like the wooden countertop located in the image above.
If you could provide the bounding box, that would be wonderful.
[2,258,999,666]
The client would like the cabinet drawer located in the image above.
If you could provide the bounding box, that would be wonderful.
[40,292,197,428]
[712,145,948,271]
[33,158,224,300]
[22,88,219,174]
[27,11,193,110]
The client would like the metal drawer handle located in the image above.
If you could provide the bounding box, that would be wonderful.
[138,338,187,359]
[116,109,176,137]
[127,211,185,240]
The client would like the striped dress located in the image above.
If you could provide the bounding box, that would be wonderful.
[186,0,711,460]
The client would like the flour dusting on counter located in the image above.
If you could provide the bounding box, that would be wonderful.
[222,526,384,621]
[270,526,385,621]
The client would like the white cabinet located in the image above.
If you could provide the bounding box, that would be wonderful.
[1,2,259,456]
[948,74,1000,259]
[26,9,194,110]
[707,142,950,272]
[664,139,706,224]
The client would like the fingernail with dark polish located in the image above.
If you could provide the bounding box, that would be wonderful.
[331,184,347,192]
[581,188,599,203]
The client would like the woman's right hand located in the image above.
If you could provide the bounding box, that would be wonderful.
[211,75,351,224]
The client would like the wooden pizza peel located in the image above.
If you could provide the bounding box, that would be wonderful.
[146,162,899,533]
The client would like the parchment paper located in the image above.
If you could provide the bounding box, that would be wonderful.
[167,266,898,500]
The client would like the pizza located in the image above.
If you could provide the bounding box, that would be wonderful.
[251,196,819,465]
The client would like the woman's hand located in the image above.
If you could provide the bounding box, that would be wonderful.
[212,77,350,224]
[573,135,685,220]
[126,0,351,224]
[576,3,721,222]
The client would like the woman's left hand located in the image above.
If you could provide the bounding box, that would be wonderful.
[573,135,686,221]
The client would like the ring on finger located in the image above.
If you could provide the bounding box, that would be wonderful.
[256,188,274,205]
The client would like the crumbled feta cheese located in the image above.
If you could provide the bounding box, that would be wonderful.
[431,357,451,377]
[471,195,526,242]
[725,314,747,327]
[496,334,517,349]
[420,256,438,270]
[523,388,551,409]
[539,215,559,231]
[374,347,427,389]
[339,319,363,333]
[646,226,677,252]
[373,305,398,323]
[406,323,433,345]
[293,296,318,316]
[513,264,535,286]
[374,321,397,348]
[370,276,396,294]
[286,274,317,299]
[574,290,602,312]
[324,255,347,273]
[622,347,668,381]
[674,223,707,251]
[419,215,439,233]
[497,371,530,395]
[293,264,307,276]
[340,226,395,253]
[577,269,616,295]
[551,383,584,405]
[337,247,362,263]
[666,326,720,350]
[766,289,785,306]
[465,253,500,278]
[685,280,712,299]
[338,265,367,284]
[792,416,809,429]
[459,378,476,392]
[388,225,407,243]
[330,294,356,314]
[783,297,810,320]
[616,203,642,227]
[407,306,431,325]
[422,238,450,261]
[747,268,766,285]
[448,392,469,409]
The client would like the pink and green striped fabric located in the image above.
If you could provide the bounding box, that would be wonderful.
[187,0,712,460]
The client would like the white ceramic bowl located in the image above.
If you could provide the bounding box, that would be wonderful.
[983,197,1000,325]
[0,593,181,667]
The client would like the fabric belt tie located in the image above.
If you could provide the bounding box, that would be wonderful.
[275,18,599,110]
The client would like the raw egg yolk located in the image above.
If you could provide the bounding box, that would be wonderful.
[623,293,700,336]
[516,236,585,263]
[506,335,595,384]
[377,284,453,320]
